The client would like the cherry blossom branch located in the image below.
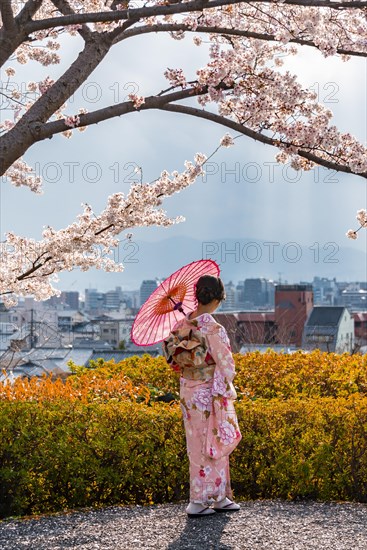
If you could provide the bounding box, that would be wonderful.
[49,0,93,40]
[346,210,367,239]
[158,103,367,178]
[117,23,367,58]
[24,0,237,33]
[0,144,232,306]
[22,0,367,35]
[33,102,367,178]
[14,86,219,143]
[17,82,364,180]
[3,65,366,189]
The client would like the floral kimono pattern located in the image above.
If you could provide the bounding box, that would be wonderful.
[164,313,242,505]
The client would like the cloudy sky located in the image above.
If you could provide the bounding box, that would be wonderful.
[1,24,366,292]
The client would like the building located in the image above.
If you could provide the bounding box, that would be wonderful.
[99,317,136,348]
[219,281,236,311]
[235,281,246,310]
[275,284,314,347]
[239,278,275,309]
[265,280,275,308]
[139,280,158,307]
[0,347,93,380]
[84,289,105,312]
[0,322,18,352]
[243,278,267,308]
[61,291,79,310]
[303,306,354,353]
[57,310,89,332]
[214,311,276,352]
[104,287,123,310]
[338,284,367,311]
[214,284,314,351]
[237,311,276,348]
[312,277,337,305]
[121,290,140,310]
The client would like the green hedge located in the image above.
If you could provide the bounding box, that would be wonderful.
[0,400,187,518]
[233,395,367,502]
[72,350,367,400]
[2,394,367,517]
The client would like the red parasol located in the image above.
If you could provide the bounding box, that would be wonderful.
[131,259,220,346]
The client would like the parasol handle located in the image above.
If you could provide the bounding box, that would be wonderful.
[168,297,185,315]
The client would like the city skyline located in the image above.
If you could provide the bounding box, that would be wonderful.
[9,274,365,310]
[45,233,367,293]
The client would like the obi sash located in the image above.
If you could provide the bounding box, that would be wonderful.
[180,362,215,381]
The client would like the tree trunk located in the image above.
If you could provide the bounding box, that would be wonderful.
[0,34,111,175]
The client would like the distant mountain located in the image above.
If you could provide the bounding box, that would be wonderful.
[57,236,367,292]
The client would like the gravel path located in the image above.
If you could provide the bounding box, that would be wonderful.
[1,500,367,549]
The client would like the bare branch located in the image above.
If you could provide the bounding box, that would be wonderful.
[159,103,367,178]
[116,22,367,58]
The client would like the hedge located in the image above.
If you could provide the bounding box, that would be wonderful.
[0,400,187,518]
[75,350,367,400]
[1,351,367,518]
[234,350,367,399]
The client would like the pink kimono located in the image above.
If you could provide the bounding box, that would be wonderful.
[164,313,242,505]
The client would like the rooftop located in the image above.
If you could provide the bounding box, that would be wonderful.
[275,284,313,291]
[306,306,348,327]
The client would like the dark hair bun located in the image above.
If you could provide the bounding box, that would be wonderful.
[196,286,215,305]
[195,275,225,305]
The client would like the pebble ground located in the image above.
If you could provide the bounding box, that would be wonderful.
[1,500,367,549]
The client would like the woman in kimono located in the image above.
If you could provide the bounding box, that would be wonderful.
[163,275,242,518]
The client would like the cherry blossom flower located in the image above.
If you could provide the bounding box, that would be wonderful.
[128,94,145,109]
[38,76,55,95]
[220,134,235,148]
[64,115,81,128]
[346,209,367,239]
[67,24,83,33]
[356,209,367,227]
[346,230,357,240]
[164,68,187,88]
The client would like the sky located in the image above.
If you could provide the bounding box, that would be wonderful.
[1,22,366,293]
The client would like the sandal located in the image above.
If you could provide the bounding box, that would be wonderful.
[213,499,240,513]
[187,505,215,518]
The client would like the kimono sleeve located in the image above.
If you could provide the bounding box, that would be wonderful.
[205,324,237,399]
